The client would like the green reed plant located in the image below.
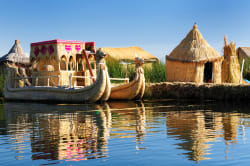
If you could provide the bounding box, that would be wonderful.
[106,59,166,83]
[106,59,126,78]
[143,61,166,83]
[242,58,250,80]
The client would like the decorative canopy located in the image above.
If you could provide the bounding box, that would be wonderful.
[167,24,221,62]
[101,46,158,62]
[30,39,86,62]
[0,40,29,64]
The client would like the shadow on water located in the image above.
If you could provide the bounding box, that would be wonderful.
[1,99,250,164]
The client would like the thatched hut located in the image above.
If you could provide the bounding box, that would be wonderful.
[166,24,223,83]
[101,46,158,67]
[0,40,29,74]
[221,36,242,83]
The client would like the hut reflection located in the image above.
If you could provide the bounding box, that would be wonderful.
[165,109,240,162]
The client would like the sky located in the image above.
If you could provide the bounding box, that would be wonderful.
[1,0,250,61]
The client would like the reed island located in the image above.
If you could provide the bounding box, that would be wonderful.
[1,24,250,102]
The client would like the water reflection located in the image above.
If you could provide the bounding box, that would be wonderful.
[166,111,240,161]
[108,102,146,150]
[3,103,110,162]
[1,101,250,164]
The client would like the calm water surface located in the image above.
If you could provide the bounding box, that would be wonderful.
[1,100,250,165]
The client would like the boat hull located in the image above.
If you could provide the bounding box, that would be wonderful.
[4,65,111,103]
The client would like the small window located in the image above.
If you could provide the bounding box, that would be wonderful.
[60,56,67,70]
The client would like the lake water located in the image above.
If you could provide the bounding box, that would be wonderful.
[1,100,250,165]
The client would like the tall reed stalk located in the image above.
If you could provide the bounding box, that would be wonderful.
[143,62,166,83]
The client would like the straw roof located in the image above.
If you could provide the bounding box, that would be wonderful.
[167,24,221,62]
[101,46,158,62]
[237,47,250,59]
[0,40,29,64]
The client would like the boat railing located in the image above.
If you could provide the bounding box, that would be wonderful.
[13,73,99,88]
[70,75,96,88]
[110,78,129,83]
[14,75,60,88]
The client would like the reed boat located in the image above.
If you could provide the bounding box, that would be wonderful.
[109,57,145,100]
[4,49,111,103]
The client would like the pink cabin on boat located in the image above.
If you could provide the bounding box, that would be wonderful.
[30,39,97,87]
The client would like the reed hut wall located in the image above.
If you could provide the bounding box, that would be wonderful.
[212,60,222,83]
[166,60,197,82]
[166,59,222,83]
[194,62,204,83]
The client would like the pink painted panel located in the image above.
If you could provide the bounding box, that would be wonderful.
[75,45,81,52]
[65,45,71,53]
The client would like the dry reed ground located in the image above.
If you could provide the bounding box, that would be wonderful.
[144,82,250,100]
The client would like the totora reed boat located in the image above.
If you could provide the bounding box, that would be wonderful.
[4,47,111,103]
[110,57,145,100]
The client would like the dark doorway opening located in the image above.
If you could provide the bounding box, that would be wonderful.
[204,62,213,83]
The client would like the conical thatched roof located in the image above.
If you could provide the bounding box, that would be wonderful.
[167,24,221,62]
[101,46,158,62]
[0,40,29,64]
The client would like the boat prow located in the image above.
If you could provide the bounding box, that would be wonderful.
[110,57,145,100]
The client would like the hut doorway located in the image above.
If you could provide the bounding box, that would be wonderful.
[204,62,213,83]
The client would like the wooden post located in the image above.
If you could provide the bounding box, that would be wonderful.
[14,75,16,88]
[240,59,245,83]
[47,77,49,86]
[69,73,72,88]
[35,77,38,86]
[58,75,60,86]
[82,50,95,82]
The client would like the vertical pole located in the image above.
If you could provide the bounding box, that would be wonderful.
[69,73,72,88]
[47,77,49,86]
[82,50,95,82]
[58,75,60,86]
[240,59,245,83]
[14,75,16,88]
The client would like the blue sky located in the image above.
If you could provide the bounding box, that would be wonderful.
[1,0,250,61]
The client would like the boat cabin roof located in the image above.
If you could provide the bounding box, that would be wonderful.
[31,39,85,46]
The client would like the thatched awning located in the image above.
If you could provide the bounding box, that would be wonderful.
[101,46,158,62]
[0,40,29,64]
[167,24,221,62]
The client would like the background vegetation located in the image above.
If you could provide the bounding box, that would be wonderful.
[0,74,6,97]
[242,58,250,81]
[106,59,166,83]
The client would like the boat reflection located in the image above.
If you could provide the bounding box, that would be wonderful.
[3,103,110,161]
[108,101,146,149]
[1,101,250,163]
